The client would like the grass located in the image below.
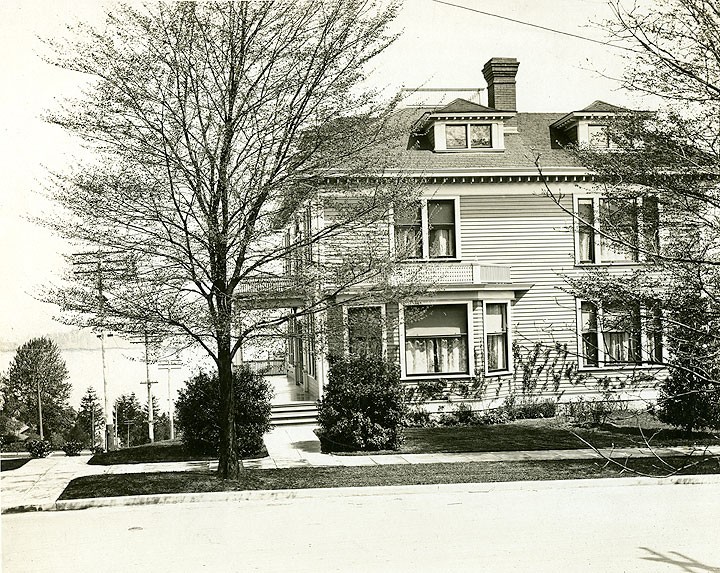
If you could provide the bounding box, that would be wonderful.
[87,439,267,466]
[59,455,720,500]
[400,419,720,454]
[0,458,30,472]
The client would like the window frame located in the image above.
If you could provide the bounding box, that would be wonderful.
[573,195,657,265]
[576,299,664,369]
[443,122,493,150]
[392,197,462,261]
[482,300,513,376]
[343,304,387,357]
[399,301,474,380]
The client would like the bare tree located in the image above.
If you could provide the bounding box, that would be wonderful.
[550,0,720,439]
[42,1,417,478]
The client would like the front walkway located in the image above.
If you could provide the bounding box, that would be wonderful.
[2,426,718,513]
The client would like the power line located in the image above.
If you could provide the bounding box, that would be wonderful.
[431,0,637,52]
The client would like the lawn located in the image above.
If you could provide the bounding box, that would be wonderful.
[88,439,267,465]
[0,458,30,472]
[400,418,720,454]
[60,455,720,500]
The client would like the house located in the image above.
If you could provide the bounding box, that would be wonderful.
[250,57,664,414]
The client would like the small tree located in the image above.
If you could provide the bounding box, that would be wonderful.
[114,393,145,448]
[75,387,104,447]
[0,337,72,441]
[175,367,272,457]
[317,355,406,452]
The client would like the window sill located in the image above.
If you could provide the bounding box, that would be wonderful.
[575,261,643,267]
[434,148,504,153]
[578,363,665,373]
[484,370,512,378]
[399,258,462,263]
[401,373,472,381]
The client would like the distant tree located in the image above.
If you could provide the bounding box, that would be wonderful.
[75,387,104,447]
[0,337,72,440]
[154,412,172,442]
[114,392,146,447]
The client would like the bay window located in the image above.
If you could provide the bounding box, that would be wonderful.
[404,304,469,376]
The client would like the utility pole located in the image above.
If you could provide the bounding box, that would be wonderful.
[73,251,127,451]
[35,371,44,440]
[122,419,134,448]
[142,331,158,442]
[157,359,182,440]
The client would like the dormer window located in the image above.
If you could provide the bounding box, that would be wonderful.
[588,124,611,149]
[445,124,492,150]
[410,98,513,153]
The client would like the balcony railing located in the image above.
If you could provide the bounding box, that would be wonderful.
[391,261,512,286]
[236,261,514,298]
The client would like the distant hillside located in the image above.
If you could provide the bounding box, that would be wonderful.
[0,329,134,352]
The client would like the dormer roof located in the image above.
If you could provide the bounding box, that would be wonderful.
[550,100,630,130]
[411,97,516,135]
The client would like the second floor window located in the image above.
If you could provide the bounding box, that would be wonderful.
[394,199,458,259]
[575,196,658,264]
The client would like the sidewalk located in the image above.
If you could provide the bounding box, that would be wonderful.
[2,424,718,513]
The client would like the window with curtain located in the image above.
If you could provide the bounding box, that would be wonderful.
[575,196,654,264]
[602,305,641,363]
[578,301,653,367]
[428,200,456,258]
[394,204,422,258]
[485,303,509,372]
[600,199,639,263]
[395,199,458,260]
[577,199,596,263]
[580,302,599,367]
[347,306,383,357]
[404,304,468,375]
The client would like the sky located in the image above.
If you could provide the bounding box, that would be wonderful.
[0,0,647,405]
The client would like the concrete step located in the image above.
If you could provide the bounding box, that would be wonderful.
[271,402,318,425]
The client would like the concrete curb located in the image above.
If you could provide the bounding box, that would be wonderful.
[49,473,720,513]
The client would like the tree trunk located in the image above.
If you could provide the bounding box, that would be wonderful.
[217,333,240,478]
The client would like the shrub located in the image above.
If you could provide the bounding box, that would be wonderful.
[317,355,406,451]
[26,439,52,458]
[563,396,617,426]
[438,403,483,426]
[658,373,720,432]
[405,408,435,428]
[175,367,273,457]
[62,441,83,456]
[91,445,105,454]
[503,396,557,421]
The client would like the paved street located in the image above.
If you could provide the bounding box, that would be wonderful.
[3,481,720,572]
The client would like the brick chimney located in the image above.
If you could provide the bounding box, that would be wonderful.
[482,57,520,111]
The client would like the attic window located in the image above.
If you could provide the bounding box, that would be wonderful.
[588,124,610,148]
[445,124,492,150]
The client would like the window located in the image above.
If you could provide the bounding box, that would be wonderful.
[404,304,469,376]
[578,301,662,368]
[394,199,458,259]
[394,204,422,258]
[347,306,384,356]
[588,124,610,148]
[428,200,456,258]
[444,123,492,150]
[485,302,510,373]
[575,196,658,264]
